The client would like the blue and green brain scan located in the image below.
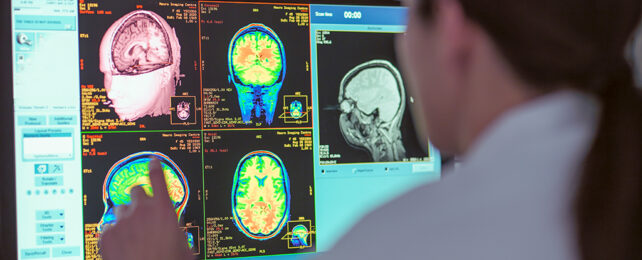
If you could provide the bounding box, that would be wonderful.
[289,100,303,119]
[291,224,309,247]
[231,151,290,240]
[98,152,189,231]
[228,23,286,125]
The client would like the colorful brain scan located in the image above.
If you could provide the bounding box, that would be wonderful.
[228,23,286,125]
[98,152,189,231]
[289,100,303,119]
[99,10,182,122]
[291,224,309,247]
[231,151,290,240]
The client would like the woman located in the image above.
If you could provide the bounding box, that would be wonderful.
[101,0,642,259]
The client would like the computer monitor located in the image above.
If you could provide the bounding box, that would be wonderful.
[8,0,441,259]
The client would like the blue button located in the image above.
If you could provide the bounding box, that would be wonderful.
[37,234,65,245]
[49,115,77,126]
[52,246,80,257]
[35,176,63,187]
[18,116,46,126]
[21,248,50,259]
[36,222,65,233]
[36,210,64,220]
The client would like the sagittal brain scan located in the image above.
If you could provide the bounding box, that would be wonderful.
[228,24,286,125]
[82,131,204,259]
[291,224,310,247]
[99,10,182,122]
[98,151,189,231]
[231,150,290,240]
[316,31,430,164]
[338,60,406,162]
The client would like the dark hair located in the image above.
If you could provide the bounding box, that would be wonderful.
[419,0,642,258]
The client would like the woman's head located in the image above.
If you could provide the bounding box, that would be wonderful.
[399,0,642,155]
[399,0,642,258]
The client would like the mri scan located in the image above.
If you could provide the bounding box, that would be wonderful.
[98,152,189,232]
[228,23,286,125]
[99,10,182,122]
[338,60,407,162]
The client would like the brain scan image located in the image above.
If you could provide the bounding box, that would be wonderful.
[98,151,189,231]
[228,23,286,125]
[338,60,407,162]
[289,100,303,119]
[99,10,182,122]
[290,224,309,247]
[177,101,191,121]
[231,150,290,240]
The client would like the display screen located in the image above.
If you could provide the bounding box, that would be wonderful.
[10,1,441,259]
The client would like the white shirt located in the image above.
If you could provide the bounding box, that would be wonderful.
[317,90,599,260]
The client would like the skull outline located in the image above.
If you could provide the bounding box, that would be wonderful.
[99,10,182,122]
[228,23,286,125]
[338,59,407,162]
[98,151,189,232]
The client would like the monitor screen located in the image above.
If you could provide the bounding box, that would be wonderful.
[10,0,441,259]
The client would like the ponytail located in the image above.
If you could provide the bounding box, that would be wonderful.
[576,57,642,259]
[418,0,642,258]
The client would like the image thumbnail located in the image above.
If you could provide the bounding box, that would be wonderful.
[79,0,201,131]
[199,2,312,129]
[202,130,315,258]
[316,31,430,164]
[81,131,204,259]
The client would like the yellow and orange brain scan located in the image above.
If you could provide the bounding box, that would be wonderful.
[98,152,189,231]
[231,151,290,240]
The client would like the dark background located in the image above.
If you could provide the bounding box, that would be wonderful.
[81,131,205,259]
[202,130,316,258]
[199,2,313,129]
[316,31,429,164]
[78,0,202,131]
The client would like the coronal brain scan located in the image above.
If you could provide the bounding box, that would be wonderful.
[228,23,286,125]
[338,60,407,162]
[98,151,189,231]
[231,150,290,240]
[99,10,182,122]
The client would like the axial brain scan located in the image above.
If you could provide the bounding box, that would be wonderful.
[98,152,189,231]
[338,60,407,162]
[231,151,290,240]
[99,10,182,122]
[228,23,286,125]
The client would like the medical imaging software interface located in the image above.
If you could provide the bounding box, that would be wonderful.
[11,1,441,259]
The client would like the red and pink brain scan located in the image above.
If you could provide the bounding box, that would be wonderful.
[99,10,182,122]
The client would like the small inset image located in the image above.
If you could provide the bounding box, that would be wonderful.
[171,96,197,125]
[279,94,309,124]
[281,219,314,249]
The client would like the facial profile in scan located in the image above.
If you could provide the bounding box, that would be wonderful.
[99,10,182,122]
[338,59,407,162]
